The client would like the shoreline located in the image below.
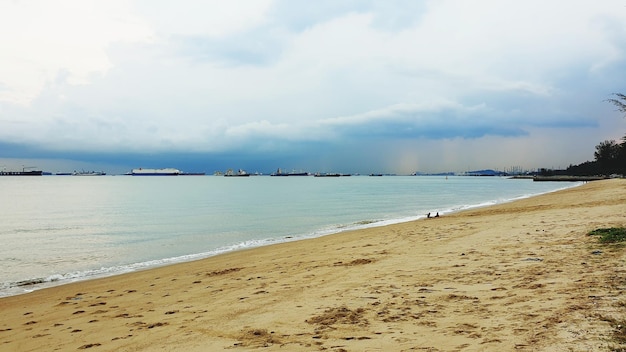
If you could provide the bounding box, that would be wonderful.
[1,179,625,351]
[0,180,581,299]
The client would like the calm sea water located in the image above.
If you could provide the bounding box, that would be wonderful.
[0,175,577,296]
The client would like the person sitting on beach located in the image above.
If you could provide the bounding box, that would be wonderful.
[435,212,439,218]
[427,212,431,218]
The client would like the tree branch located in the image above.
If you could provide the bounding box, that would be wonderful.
[605,93,626,117]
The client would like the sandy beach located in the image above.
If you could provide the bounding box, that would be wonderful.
[1,179,625,351]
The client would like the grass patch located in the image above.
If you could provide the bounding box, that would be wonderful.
[588,228,626,243]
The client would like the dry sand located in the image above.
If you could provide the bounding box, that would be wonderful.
[1,179,626,351]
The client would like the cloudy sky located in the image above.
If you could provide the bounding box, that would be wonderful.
[1,0,625,175]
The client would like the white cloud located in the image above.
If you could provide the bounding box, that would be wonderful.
[1,0,625,172]
[0,0,152,105]
[134,0,273,38]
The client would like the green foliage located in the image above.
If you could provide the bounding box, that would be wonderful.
[588,227,626,243]
[605,93,626,118]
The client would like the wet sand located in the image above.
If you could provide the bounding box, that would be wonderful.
[1,179,625,351]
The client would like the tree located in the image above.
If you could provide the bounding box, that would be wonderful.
[594,140,620,174]
[604,93,626,174]
[566,160,600,176]
[620,134,626,174]
[606,93,626,118]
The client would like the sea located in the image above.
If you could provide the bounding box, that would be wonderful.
[0,175,579,297]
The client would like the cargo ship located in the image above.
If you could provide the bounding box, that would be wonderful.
[314,173,350,177]
[72,170,106,176]
[130,168,181,176]
[270,168,310,176]
[0,167,43,176]
[224,169,250,177]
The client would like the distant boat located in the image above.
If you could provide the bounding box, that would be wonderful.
[271,168,310,176]
[72,170,106,176]
[224,169,250,177]
[0,167,43,176]
[369,174,383,176]
[180,172,206,176]
[314,173,350,177]
[131,168,181,176]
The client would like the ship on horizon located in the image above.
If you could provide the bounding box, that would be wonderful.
[130,168,181,176]
[270,168,310,176]
[72,170,106,176]
[224,169,250,177]
[314,173,351,177]
[0,167,43,176]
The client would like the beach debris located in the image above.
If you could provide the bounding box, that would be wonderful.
[522,257,544,262]
[306,306,368,327]
[65,293,83,300]
[15,278,46,287]
[235,329,281,348]
[205,267,243,277]
[592,250,603,255]
[334,258,373,266]
[78,343,101,349]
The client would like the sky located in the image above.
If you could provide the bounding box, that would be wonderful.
[1,0,626,175]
